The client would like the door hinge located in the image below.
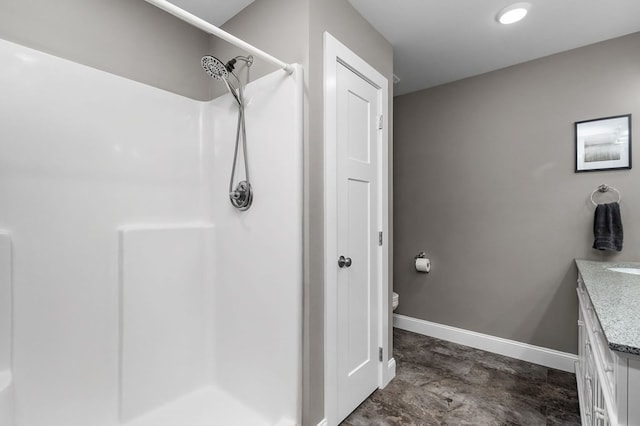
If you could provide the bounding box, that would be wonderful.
[378,115,383,130]
[378,231,383,246]
[379,347,383,362]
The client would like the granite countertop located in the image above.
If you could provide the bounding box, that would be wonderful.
[575,259,640,357]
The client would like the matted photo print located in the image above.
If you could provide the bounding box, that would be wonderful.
[575,114,631,172]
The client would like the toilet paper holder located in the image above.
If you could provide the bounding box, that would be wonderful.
[415,251,427,259]
[414,251,431,273]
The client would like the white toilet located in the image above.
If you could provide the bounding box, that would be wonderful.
[392,291,399,311]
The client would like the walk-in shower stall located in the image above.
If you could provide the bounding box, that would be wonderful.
[0,31,302,426]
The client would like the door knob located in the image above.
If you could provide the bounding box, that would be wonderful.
[338,256,352,268]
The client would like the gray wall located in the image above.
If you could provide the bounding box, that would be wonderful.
[394,32,640,354]
[0,0,211,100]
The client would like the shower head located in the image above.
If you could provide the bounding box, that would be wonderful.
[202,54,241,105]
[201,54,254,107]
[201,55,228,81]
[202,55,254,80]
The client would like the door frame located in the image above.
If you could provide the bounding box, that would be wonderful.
[323,31,393,425]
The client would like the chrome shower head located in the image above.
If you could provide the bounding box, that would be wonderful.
[201,55,228,80]
[202,54,241,106]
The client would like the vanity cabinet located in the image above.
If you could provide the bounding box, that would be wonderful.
[576,269,640,426]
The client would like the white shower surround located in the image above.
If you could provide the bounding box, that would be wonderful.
[0,38,302,426]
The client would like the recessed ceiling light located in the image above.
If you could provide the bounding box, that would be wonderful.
[496,2,531,25]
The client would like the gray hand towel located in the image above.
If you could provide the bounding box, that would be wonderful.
[592,202,623,251]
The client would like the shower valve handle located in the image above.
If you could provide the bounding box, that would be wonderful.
[338,256,352,268]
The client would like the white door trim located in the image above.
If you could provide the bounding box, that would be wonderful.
[323,31,390,426]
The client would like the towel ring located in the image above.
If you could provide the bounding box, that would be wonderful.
[590,184,621,207]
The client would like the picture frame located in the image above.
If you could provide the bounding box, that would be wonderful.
[575,114,631,172]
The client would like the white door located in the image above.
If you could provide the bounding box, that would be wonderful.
[335,61,381,422]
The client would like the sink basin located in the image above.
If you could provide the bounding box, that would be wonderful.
[607,267,640,275]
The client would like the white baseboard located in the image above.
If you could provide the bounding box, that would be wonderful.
[316,419,328,426]
[393,314,577,373]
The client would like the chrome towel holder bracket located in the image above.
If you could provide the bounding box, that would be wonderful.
[590,184,621,207]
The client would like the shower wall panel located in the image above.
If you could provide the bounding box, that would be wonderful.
[208,65,303,425]
[119,225,214,422]
[0,233,13,426]
[0,233,11,374]
[0,38,204,426]
[0,37,302,426]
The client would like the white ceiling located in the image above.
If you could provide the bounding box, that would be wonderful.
[166,0,254,26]
[348,0,640,95]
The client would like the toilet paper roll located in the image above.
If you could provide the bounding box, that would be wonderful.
[415,257,431,273]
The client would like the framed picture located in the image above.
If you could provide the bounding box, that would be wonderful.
[575,114,631,172]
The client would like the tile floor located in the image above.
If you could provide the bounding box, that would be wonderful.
[341,329,580,425]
